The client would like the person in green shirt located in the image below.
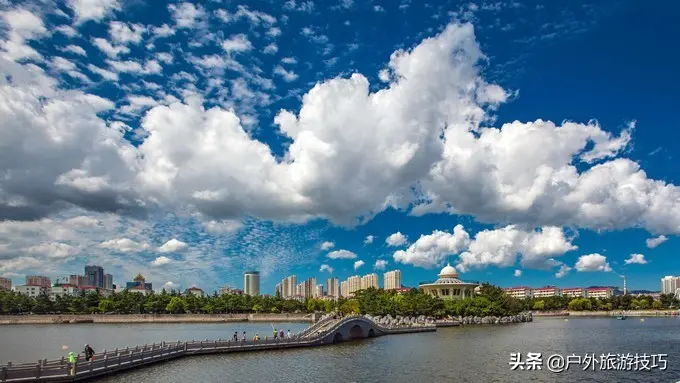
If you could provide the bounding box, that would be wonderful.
[68,352,77,375]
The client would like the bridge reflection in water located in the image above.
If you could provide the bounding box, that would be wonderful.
[1,315,436,383]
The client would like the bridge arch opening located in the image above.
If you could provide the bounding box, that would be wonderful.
[349,324,365,339]
[333,332,344,343]
[368,328,375,337]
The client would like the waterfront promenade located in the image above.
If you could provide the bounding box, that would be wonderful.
[0,315,436,382]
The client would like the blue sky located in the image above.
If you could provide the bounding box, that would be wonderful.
[0,0,679,293]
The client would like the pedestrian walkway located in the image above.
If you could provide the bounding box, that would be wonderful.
[0,315,436,382]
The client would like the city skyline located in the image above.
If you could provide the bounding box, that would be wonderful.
[0,1,679,293]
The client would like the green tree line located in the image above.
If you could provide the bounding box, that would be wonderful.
[523,294,678,311]
[0,283,524,317]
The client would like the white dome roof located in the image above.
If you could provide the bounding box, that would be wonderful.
[439,263,458,277]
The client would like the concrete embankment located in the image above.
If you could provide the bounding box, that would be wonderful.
[0,313,315,325]
[532,310,679,317]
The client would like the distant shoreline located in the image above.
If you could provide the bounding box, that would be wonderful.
[0,313,316,325]
[533,310,679,318]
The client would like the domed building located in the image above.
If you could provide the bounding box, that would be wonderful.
[419,264,479,300]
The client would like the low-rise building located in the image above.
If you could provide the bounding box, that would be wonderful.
[586,287,614,299]
[125,285,152,295]
[126,274,153,290]
[80,286,113,297]
[15,285,49,298]
[419,264,479,300]
[186,287,204,297]
[532,286,561,298]
[219,286,243,295]
[561,287,586,298]
[503,286,533,299]
[50,284,80,299]
[393,287,412,294]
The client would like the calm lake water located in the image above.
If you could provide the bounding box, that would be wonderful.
[2,317,680,382]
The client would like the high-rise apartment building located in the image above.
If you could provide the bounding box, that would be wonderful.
[384,270,402,290]
[0,277,11,291]
[103,274,113,290]
[661,276,680,295]
[315,284,324,298]
[84,265,104,288]
[244,271,260,296]
[361,273,379,290]
[303,277,316,298]
[26,275,51,288]
[342,275,362,297]
[327,277,339,299]
[275,283,282,296]
[340,280,348,297]
[280,275,297,298]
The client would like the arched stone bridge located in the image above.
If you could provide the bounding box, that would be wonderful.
[300,315,433,343]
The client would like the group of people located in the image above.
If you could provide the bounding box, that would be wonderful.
[67,344,95,375]
[272,328,291,340]
[231,329,293,342]
[66,326,296,375]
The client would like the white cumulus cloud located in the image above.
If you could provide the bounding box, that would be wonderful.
[222,34,252,53]
[386,232,408,247]
[151,256,172,266]
[320,241,335,250]
[353,260,364,270]
[624,253,647,265]
[99,238,150,252]
[364,235,375,245]
[168,2,205,29]
[158,239,189,253]
[514,269,522,277]
[67,0,121,24]
[555,264,571,278]
[457,225,577,271]
[393,225,470,268]
[374,259,388,270]
[574,253,612,272]
[0,8,47,61]
[646,235,668,249]
[319,264,333,273]
[327,249,357,259]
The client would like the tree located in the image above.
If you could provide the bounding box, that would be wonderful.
[652,300,663,310]
[98,299,115,313]
[533,300,545,310]
[166,297,187,313]
[568,298,592,311]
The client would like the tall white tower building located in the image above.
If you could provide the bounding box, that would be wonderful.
[244,271,260,296]
[384,270,402,290]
